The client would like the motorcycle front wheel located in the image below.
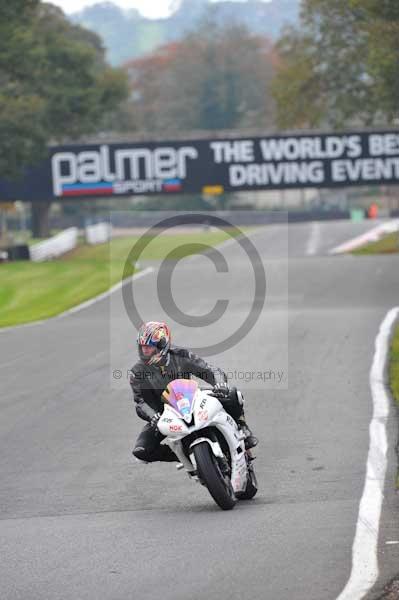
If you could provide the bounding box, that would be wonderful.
[193,442,236,510]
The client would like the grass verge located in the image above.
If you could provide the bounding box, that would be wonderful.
[0,229,241,328]
[353,232,399,255]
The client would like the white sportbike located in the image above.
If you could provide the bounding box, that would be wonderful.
[157,378,258,510]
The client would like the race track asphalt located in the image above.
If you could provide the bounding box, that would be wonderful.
[0,220,398,600]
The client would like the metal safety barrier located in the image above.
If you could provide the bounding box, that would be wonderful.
[29,228,78,262]
[85,222,112,245]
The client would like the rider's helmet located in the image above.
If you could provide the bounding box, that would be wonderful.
[137,321,171,366]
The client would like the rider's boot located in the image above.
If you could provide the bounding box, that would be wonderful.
[238,415,258,450]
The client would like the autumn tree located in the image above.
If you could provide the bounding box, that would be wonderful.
[272,0,399,129]
[353,0,399,121]
[0,0,44,179]
[123,20,277,133]
[0,1,128,180]
[0,1,128,236]
[36,4,128,140]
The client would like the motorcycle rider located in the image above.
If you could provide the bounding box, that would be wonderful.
[130,321,258,463]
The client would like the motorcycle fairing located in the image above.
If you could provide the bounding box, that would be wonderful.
[162,379,198,422]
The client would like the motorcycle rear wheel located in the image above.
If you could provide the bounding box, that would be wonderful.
[193,442,236,510]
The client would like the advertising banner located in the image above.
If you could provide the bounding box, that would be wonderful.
[2,130,399,201]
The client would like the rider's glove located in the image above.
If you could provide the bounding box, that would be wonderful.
[212,382,229,397]
[150,412,161,428]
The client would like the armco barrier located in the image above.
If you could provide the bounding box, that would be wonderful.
[85,222,112,245]
[109,209,352,229]
[29,228,78,262]
[6,244,30,261]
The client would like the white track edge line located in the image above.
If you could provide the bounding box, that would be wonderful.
[1,229,266,334]
[0,227,263,333]
[336,306,399,600]
[0,267,154,334]
[330,220,399,255]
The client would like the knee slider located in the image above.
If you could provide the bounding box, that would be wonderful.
[133,445,149,461]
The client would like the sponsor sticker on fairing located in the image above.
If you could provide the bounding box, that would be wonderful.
[170,424,183,432]
[197,410,208,422]
[177,398,190,411]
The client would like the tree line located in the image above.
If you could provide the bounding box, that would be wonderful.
[106,0,399,137]
[1,0,399,185]
[273,0,399,129]
[0,0,128,181]
[120,20,278,133]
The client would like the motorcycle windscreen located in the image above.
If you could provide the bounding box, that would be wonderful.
[162,379,198,417]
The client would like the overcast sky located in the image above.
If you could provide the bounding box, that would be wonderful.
[50,1,265,20]
[50,0,174,18]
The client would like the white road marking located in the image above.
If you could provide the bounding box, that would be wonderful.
[57,266,154,317]
[1,229,265,334]
[385,541,399,545]
[306,222,321,256]
[336,306,399,600]
[330,220,399,254]
[0,267,154,334]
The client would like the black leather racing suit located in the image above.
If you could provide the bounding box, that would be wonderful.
[130,346,243,462]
